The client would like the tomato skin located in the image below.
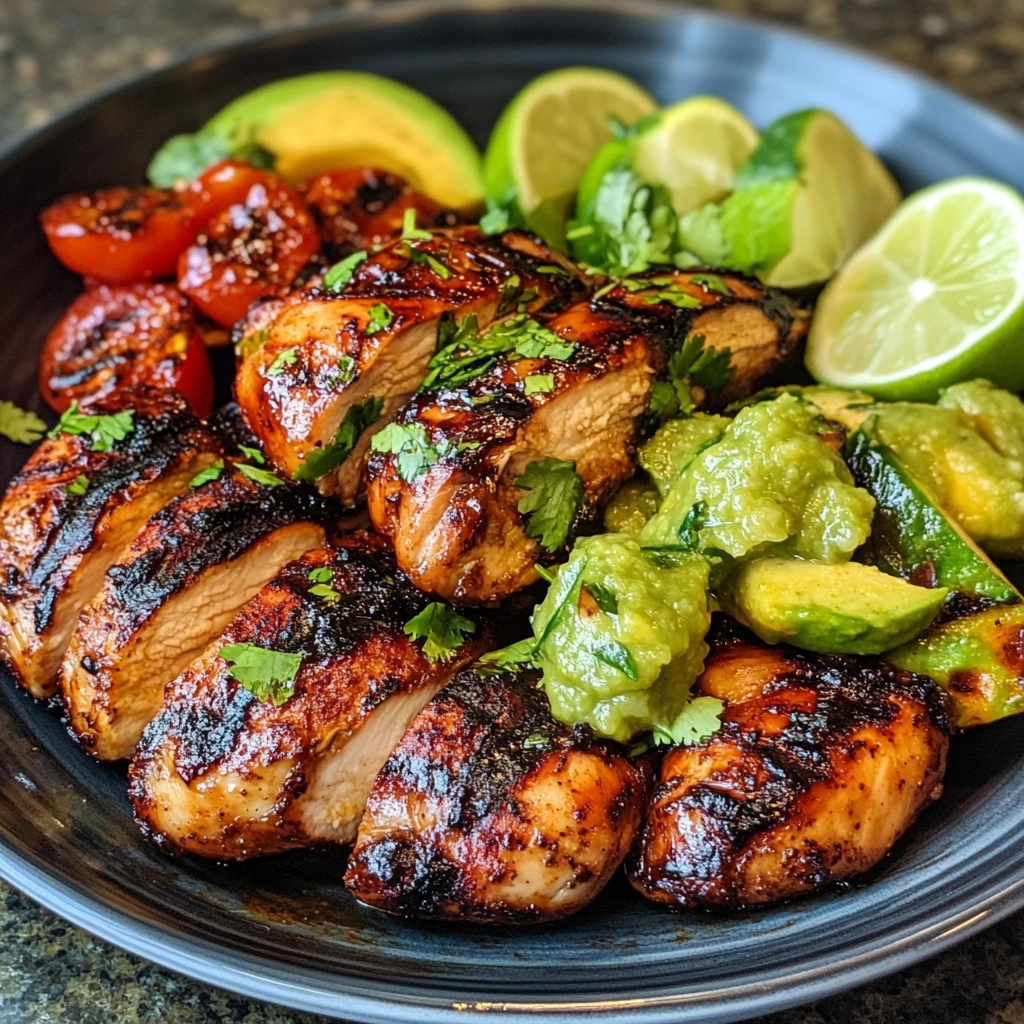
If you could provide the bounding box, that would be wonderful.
[302,167,458,258]
[39,282,215,419]
[41,187,204,284]
[177,169,321,328]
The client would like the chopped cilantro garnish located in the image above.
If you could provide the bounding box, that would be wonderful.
[404,602,476,662]
[515,457,586,553]
[677,500,708,550]
[478,636,540,669]
[654,334,734,419]
[328,353,357,389]
[401,208,433,241]
[523,731,550,749]
[293,396,384,482]
[641,285,702,309]
[585,582,618,615]
[524,373,555,396]
[323,250,368,292]
[189,459,225,489]
[309,583,341,604]
[370,422,440,483]
[652,696,724,747]
[0,401,46,445]
[65,474,89,497]
[308,567,333,583]
[219,642,302,706]
[237,462,284,487]
[497,274,522,317]
[364,303,394,336]
[689,273,731,295]
[594,639,639,680]
[237,445,265,465]
[265,347,298,378]
[406,245,452,279]
[49,402,135,452]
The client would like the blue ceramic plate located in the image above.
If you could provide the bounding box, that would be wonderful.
[2,2,1024,1021]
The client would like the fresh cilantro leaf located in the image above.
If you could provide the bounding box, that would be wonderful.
[689,273,731,295]
[496,274,523,317]
[532,557,586,649]
[479,204,511,234]
[65,474,89,497]
[365,302,394,336]
[585,582,618,615]
[328,353,357,389]
[641,284,702,309]
[406,245,452,279]
[147,131,230,187]
[0,401,46,444]
[370,421,443,483]
[189,459,225,489]
[515,457,586,552]
[649,379,678,422]
[594,639,639,680]
[219,642,302,706]
[401,207,433,241]
[266,347,298,378]
[237,445,265,465]
[478,636,540,669]
[652,696,724,747]
[293,396,384,482]
[309,583,341,604]
[323,250,368,292]
[404,602,476,662]
[523,731,550,749]
[49,402,135,452]
[661,334,734,414]
[237,462,284,487]
[524,373,554,396]
[677,500,708,550]
[308,567,334,584]
[235,328,270,360]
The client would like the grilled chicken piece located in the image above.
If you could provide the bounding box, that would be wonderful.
[61,466,336,761]
[629,617,949,908]
[128,532,494,859]
[233,227,584,503]
[365,300,660,603]
[346,665,648,923]
[302,167,459,259]
[0,388,221,698]
[601,269,809,405]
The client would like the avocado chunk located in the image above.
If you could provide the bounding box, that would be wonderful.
[845,427,1018,603]
[719,557,947,655]
[148,72,484,211]
[638,413,730,497]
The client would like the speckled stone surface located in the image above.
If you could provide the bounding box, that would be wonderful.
[2,1,1024,1022]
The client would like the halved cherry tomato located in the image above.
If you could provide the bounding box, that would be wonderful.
[41,187,205,284]
[39,282,215,418]
[303,167,459,258]
[177,167,321,328]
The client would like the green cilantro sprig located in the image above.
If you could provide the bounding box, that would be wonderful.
[293,396,384,482]
[369,421,479,483]
[652,697,724,746]
[515,457,586,553]
[65,474,89,497]
[404,602,476,662]
[220,642,303,706]
[189,459,225,489]
[364,303,395,336]
[323,250,368,292]
[265,347,298,378]
[0,401,46,445]
[307,566,341,604]
[49,402,135,452]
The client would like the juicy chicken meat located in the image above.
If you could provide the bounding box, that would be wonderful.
[128,532,494,859]
[233,228,585,502]
[365,300,661,603]
[0,387,221,698]
[302,167,460,259]
[629,617,949,908]
[601,268,810,406]
[346,665,648,924]
[61,465,336,760]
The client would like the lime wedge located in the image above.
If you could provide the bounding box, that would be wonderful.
[686,109,901,288]
[483,67,657,248]
[632,96,759,215]
[806,177,1024,400]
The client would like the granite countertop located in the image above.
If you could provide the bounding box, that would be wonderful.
[3,0,1024,1021]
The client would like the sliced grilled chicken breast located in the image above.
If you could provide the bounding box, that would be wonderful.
[128,532,494,859]
[365,300,660,603]
[601,268,809,405]
[0,387,221,698]
[629,617,949,908]
[346,665,648,924]
[61,466,337,761]
[233,228,584,502]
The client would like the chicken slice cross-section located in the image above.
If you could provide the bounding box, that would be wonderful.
[0,387,221,698]
[345,664,648,924]
[233,227,585,503]
[128,531,495,860]
[628,616,950,908]
[365,299,660,603]
[61,465,338,761]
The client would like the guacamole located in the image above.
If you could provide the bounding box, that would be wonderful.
[938,379,1024,469]
[869,397,1024,557]
[603,477,661,535]
[533,534,711,743]
[639,394,876,563]
[639,413,731,496]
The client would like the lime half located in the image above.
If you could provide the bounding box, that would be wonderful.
[806,177,1024,400]
[632,96,759,215]
[483,67,657,247]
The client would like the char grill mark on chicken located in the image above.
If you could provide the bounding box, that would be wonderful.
[0,387,221,698]
[302,167,460,260]
[345,665,648,923]
[628,616,949,908]
[233,228,585,503]
[61,466,338,761]
[600,269,810,405]
[365,299,660,603]
[128,531,494,860]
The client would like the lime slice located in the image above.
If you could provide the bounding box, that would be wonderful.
[711,109,901,288]
[631,96,759,215]
[806,177,1024,400]
[483,67,657,247]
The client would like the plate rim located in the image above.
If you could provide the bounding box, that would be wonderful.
[3,1,1024,1020]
